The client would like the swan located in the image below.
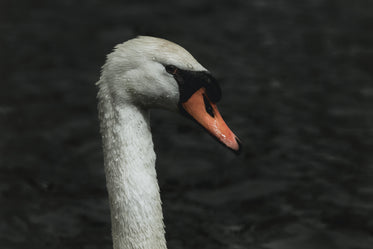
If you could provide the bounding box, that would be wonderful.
[96,36,240,249]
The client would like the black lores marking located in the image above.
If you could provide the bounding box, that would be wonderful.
[164,65,222,103]
[203,94,214,117]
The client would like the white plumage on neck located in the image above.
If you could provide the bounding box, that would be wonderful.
[98,83,166,249]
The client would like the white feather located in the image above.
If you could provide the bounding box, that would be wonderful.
[97,36,206,249]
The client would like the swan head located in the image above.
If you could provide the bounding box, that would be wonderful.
[99,36,240,153]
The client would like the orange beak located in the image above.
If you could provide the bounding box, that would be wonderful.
[181,88,241,153]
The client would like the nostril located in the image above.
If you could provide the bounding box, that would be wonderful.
[203,94,214,118]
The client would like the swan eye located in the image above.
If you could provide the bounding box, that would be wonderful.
[165,65,178,75]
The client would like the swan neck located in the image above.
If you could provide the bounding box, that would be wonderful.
[98,88,166,249]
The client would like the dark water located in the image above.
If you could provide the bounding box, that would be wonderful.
[1,0,373,248]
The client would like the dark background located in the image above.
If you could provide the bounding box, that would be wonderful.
[1,0,373,248]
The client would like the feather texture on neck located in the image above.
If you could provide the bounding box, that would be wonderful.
[98,84,166,249]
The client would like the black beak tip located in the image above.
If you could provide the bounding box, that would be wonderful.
[232,137,242,155]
